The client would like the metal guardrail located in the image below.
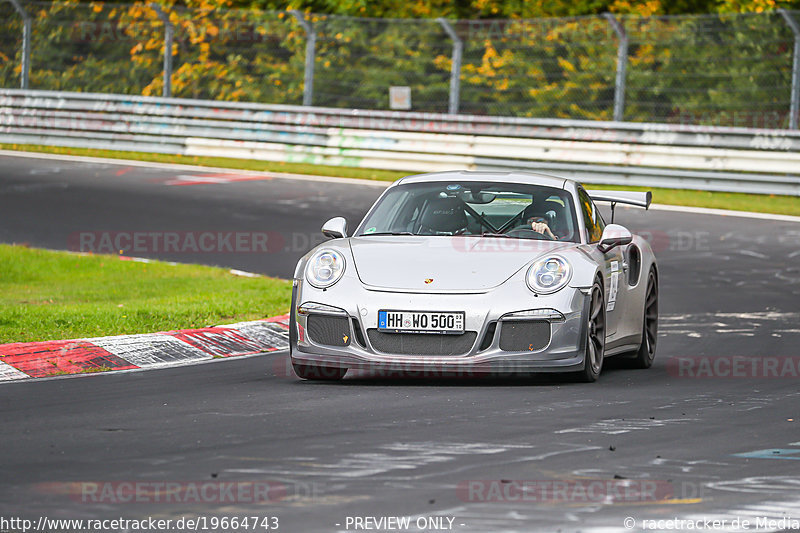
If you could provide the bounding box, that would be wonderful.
[1,89,799,196]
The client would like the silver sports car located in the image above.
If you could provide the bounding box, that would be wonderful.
[289,171,658,382]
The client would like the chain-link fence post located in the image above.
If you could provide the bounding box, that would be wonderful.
[437,18,462,115]
[779,9,800,130]
[604,13,628,122]
[151,4,173,98]
[290,10,316,106]
[7,0,31,89]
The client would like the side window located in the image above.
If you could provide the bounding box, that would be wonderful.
[578,188,605,243]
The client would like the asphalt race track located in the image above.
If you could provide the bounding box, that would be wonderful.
[2,152,800,532]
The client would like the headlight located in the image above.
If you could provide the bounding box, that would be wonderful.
[305,249,346,288]
[526,256,572,294]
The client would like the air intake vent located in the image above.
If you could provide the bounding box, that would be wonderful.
[499,321,550,352]
[351,318,367,348]
[478,322,497,351]
[366,330,477,356]
[307,315,351,347]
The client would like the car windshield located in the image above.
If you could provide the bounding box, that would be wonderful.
[356,181,580,242]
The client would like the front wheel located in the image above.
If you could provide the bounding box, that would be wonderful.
[292,363,347,381]
[631,269,658,369]
[575,280,606,382]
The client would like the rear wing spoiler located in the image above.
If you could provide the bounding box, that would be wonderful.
[587,190,652,223]
[587,190,652,209]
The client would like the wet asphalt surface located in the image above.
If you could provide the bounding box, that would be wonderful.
[1,153,800,532]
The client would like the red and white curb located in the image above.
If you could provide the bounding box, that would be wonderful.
[0,315,290,382]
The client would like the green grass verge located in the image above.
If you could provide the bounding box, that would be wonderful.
[0,244,291,344]
[2,143,799,216]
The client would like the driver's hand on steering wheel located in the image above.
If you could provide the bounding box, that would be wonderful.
[531,221,556,240]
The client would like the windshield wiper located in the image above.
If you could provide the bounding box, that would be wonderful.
[480,232,512,238]
[359,231,414,236]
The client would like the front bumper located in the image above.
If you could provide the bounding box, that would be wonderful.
[290,275,591,376]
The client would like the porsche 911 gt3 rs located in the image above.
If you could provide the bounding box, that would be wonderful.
[289,171,658,382]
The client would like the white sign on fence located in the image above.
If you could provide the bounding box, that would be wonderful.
[389,86,411,110]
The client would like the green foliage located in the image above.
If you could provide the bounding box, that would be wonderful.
[624,11,795,125]
[25,2,162,93]
[456,18,618,119]
[163,7,305,102]
[0,3,23,88]
[311,16,450,111]
[2,0,800,124]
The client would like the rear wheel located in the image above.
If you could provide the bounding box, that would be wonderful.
[576,280,606,382]
[631,269,658,369]
[292,363,347,381]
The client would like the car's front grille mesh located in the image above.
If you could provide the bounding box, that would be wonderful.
[307,315,351,347]
[366,330,477,356]
[499,320,551,352]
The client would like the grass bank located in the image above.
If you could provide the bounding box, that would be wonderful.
[0,244,291,344]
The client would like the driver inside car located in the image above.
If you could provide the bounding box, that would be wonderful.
[528,216,558,240]
[517,201,560,240]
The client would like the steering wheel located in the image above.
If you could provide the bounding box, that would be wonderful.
[505,228,555,241]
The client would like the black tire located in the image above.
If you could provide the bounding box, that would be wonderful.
[631,269,658,369]
[292,363,347,381]
[575,279,606,383]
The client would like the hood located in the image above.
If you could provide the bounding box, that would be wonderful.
[349,236,574,292]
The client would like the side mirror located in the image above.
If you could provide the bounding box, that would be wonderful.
[322,217,348,239]
[598,224,632,253]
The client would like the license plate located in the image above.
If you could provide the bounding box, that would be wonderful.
[378,310,465,334]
